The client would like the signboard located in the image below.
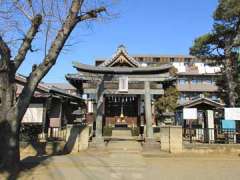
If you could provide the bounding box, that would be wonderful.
[207,110,214,129]
[224,108,240,120]
[22,104,44,123]
[88,101,93,113]
[183,108,197,120]
[207,110,215,141]
[222,120,236,129]
[118,76,128,92]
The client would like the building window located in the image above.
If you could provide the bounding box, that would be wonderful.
[153,57,160,62]
[191,79,197,84]
[204,79,212,84]
[212,95,217,101]
[196,79,202,83]
[184,58,191,66]
[119,76,128,92]
[178,79,186,85]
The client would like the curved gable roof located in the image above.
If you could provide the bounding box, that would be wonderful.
[72,62,172,75]
[178,97,225,109]
[99,45,140,67]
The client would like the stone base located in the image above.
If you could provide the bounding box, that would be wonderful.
[160,126,182,153]
[142,138,160,151]
[65,125,90,153]
[90,137,106,149]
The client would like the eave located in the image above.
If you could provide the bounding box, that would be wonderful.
[72,62,173,75]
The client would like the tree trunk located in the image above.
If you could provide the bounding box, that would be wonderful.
[225,55,237,107]
[0,116,20,171]
[0,70,20,173]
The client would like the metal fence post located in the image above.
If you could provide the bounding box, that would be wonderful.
[189,120,192,143]
[169,126,171,153]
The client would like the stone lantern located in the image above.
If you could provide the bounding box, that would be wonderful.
[72,108,85,124]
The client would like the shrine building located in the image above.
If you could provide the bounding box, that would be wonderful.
[66,45,174,139]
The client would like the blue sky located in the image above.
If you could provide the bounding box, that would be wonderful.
[18,0,218,83]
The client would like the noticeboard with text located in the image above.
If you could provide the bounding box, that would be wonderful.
[22,104,44,123]
[183,108,197,120]
[224,108,240,120]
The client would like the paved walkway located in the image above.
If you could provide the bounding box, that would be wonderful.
[17,147,240,180]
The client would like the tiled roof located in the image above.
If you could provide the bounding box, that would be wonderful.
[45,83,76,90]
[178,97,225,108]
[72,61,172,75]
[15,74,81,100]
[98,45,140,67]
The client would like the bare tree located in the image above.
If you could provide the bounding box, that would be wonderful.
[0,0,108,173]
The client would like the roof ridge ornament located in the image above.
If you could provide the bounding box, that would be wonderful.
[99,45,140,67]
[117,44,126,51]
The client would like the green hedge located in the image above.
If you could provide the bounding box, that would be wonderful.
[103,126,112,136]
[131,127,140,136]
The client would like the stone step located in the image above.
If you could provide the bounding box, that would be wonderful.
[142,150,172,158]
[110,136,136,141]
[106,140,142,152]
[112,129,132,137]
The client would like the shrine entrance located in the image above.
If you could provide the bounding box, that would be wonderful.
[104,95,140,128]
[66,45,173,145]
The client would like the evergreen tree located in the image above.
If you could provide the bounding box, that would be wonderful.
[155,86,179,114]
[190,0,240,107]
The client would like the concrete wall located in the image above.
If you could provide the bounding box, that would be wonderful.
[20,141,65,157]
[160,126,183,153]
[20,124,90,157]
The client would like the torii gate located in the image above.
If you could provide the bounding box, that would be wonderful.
[66,62,173,145]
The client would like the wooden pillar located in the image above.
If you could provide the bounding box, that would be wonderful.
[144,81,153,138]
[95,80,104,138]
[42,100,48,140]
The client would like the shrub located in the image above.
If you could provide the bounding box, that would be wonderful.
[20,124,42,142]
[131,127,140,136]
[103,126,112,136]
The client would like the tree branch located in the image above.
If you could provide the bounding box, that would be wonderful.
[13,0,33,21]
[13,14,42,71]
[77,7,106,22]
[0,36,11,71]
[16,0,106,122]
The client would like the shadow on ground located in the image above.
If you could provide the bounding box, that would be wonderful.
[0,125,81,180]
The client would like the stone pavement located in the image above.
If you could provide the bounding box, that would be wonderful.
[17,146,240,180]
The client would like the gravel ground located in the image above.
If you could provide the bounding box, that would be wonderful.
[15,150,240,180]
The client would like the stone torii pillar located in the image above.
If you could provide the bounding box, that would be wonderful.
[93,79,105,147]
[144,81,154,138]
